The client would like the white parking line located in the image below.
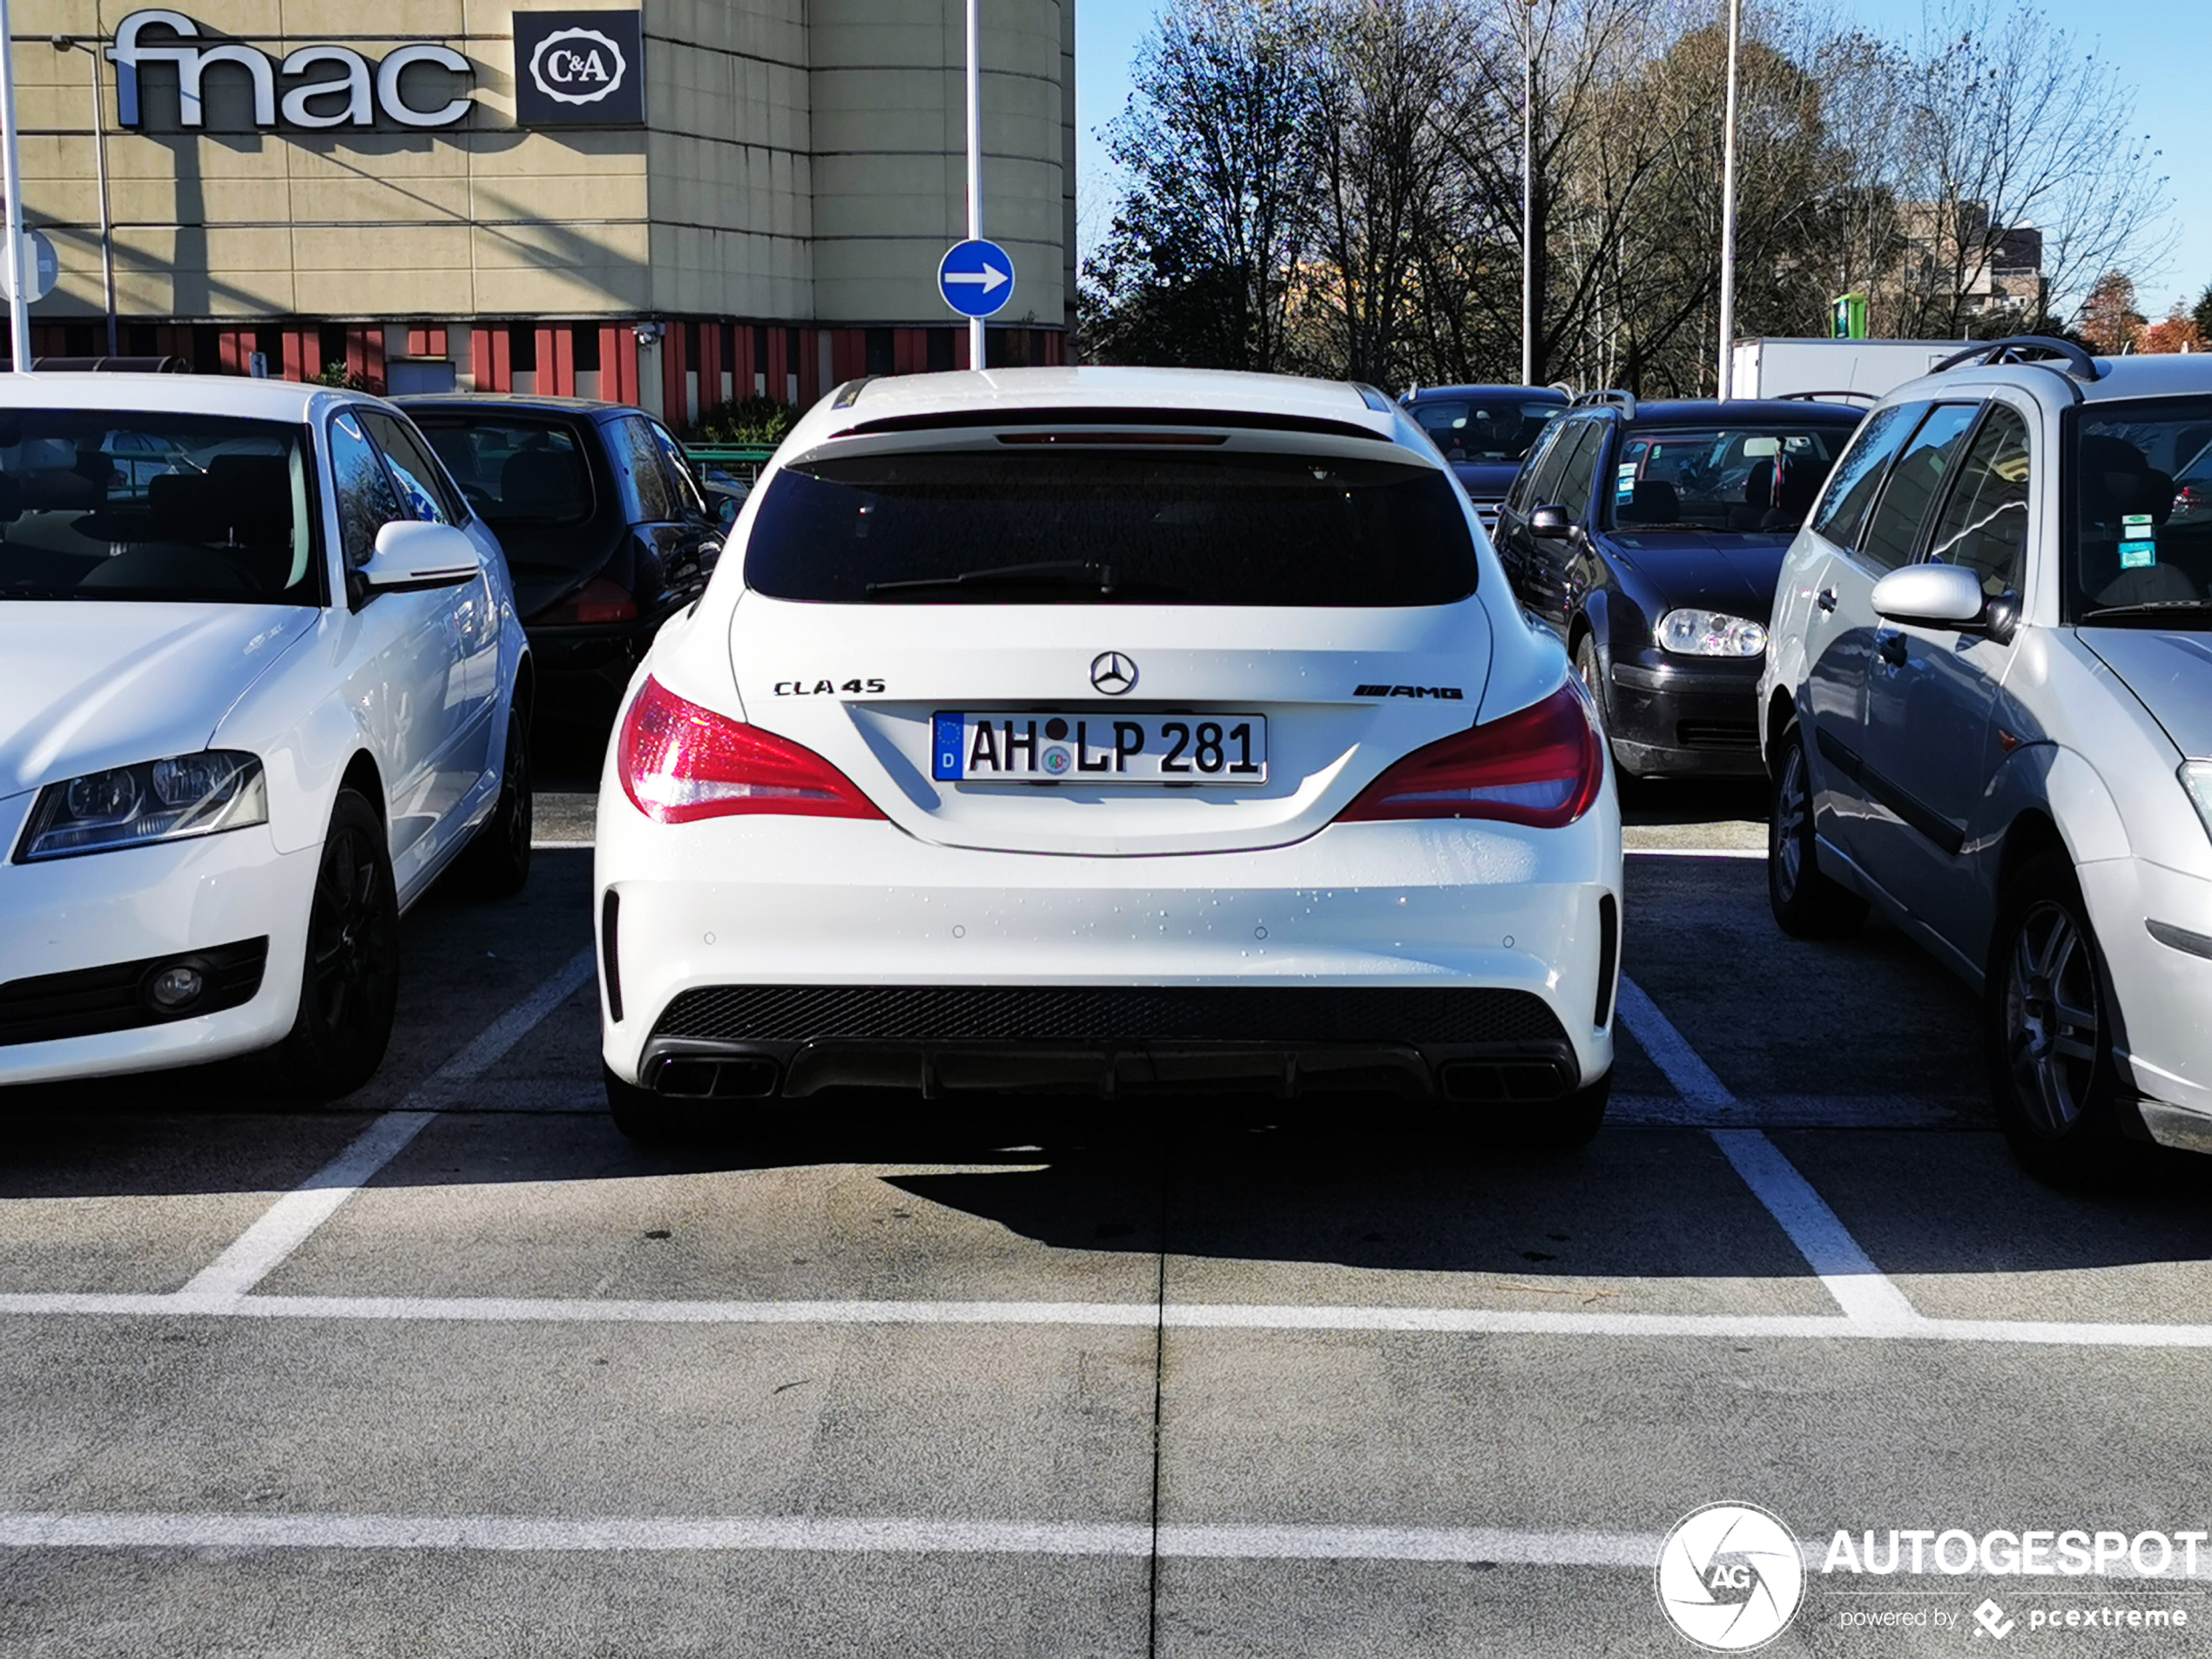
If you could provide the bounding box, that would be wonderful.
[0,1510,1663,1564]
[174,949,597,1301]
[1615,974,1928,1334]
[9,1290,2212,1346]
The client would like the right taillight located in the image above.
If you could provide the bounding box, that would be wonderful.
[1337,682,1605,828]
[617,677,886,824]
[536,577,637,626]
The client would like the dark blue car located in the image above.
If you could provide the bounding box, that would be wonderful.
[1400,385,1568,530]
[1491,392,1865,779]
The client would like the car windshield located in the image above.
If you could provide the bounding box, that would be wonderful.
[745,448,1480,606]
[1407,395,1561,463]
[0,411,319,604]
[2072,398,2212,626]
[1599,425,1850,534]
[413,416,594,530]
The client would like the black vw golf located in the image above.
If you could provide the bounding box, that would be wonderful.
[1492,393,1864,779]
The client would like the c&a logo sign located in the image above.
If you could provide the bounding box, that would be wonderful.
[513,10,645,127]
[1656,1503,1806,1651]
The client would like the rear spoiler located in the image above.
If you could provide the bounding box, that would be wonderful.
[841,406,1394,444]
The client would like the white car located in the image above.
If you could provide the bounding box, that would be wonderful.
[593,368,1622,1142]
[1757,340,2212,1177]
[0,375,531,1097]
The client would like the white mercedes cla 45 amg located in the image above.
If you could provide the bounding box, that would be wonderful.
[594,368,1622,1142]
[0,376,530,1098]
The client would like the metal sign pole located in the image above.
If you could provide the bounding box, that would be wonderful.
[0,0,30,372]
[965,0,983,371]
[1714,0,1741,401]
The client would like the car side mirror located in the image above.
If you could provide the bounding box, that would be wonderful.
[718,496,739,528]
[357,521,481,602]
[1871,563,1985,629]
[1529,502,1579,540]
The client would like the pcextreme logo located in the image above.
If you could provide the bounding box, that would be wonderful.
[1656,1503,1805,1652]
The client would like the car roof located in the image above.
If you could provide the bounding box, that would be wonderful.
[1621,398,1865,428]
[813,366,1399,442]
[0,372,334,421]
[1405,385,1568,403]
[397,391,631,416]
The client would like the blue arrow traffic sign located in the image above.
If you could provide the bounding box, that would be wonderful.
[937,239,1015,319]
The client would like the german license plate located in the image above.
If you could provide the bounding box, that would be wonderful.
[932,712,1268,784]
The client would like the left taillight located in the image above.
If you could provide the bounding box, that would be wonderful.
[617,677,886,824]
[1337,682,1605,828]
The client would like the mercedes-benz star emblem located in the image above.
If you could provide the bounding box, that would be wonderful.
[1089,651,1138,695]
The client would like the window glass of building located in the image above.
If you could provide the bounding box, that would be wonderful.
[1925,405,2031,596]
[359,410,459,524]
[613,415,678,522]
[1812,401,1923,550]
[1855,403,1979,572]
[329,410,405,570]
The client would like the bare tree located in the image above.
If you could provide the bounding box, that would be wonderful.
[1081,0,1324,369]
[1886,0,2171,336]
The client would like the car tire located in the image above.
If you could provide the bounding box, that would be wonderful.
[1986,849,2134,1185]
[256,788,401,1101]
[451,705,532,900]
[1767,720,1866,939]
[605,1064,717,1144]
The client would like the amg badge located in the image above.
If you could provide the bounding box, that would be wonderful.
[1354,684,1463,699]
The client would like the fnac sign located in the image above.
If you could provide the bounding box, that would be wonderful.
[109,10,472,130]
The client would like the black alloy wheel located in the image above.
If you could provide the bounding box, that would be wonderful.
[1986,850,2132,1183]
[453,703,534,899]
[257,788,401,1101]
[1766,720,1866,939]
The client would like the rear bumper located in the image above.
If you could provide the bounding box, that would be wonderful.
[1602,657,1765,778]
[594,803,1624,1103]
[635,983,1585,1104]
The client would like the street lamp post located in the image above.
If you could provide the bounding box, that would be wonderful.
[1714,0,1743,400]
[964,0,984,371]
[0,0,30,372]
[1521,0,1539,388]
[53,36,117,358]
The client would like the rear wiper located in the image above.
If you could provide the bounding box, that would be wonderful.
[2080,600,2212,624]
[0,584,74,599]
[866,560,1127,597]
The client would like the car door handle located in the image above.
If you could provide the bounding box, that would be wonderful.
[1816,587,1838,613]
[1878,631,1909,666]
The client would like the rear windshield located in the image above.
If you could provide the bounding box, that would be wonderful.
[743,449,1480,605]
[1406,395,1562,463]
[2071,398,2212,627]
[1601,424,1851,533]
[0,411,320,605]
[414,417,594,529]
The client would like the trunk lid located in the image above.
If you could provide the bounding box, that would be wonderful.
[729,597,1493,856]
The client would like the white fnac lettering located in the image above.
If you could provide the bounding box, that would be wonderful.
[110,10,472,131]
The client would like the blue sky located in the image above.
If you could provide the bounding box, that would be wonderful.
[1074,0,2209,318]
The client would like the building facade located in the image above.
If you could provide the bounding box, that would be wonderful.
[16,0,1076,419]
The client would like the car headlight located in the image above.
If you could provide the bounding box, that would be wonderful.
[2183,762,2212,845]
[1656,609,1768,658]
[15,752,267,862]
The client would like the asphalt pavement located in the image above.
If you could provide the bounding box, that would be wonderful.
[3,772,2209,1657]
